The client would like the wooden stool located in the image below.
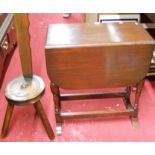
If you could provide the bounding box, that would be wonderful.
[1,75,55,140]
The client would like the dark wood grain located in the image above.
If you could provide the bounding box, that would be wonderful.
[46,45,153,89]
[123,86,133,110]
[60,109,134,119]
[45,23,154,48]
[141,23,155,29]
[0,14,16,88]
[60,91,127,101]
[129,79,145,129]
[1,14,55,140]
[46,23,154,90]
[1,103,14,138]
[45,23,155,134]
[34,101,55,140]
[50,83,62,126]
[13,13,32,77]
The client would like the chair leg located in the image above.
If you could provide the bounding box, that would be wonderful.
[1,102,14,138]
[50,83,62,135]
[34,101,55,140]
[130,79,145,129]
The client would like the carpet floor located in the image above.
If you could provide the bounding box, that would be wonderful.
[0,13,155,142]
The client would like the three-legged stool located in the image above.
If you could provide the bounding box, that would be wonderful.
[1,75,55,140]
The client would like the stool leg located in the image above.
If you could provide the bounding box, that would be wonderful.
[34,101,55,140]
[50,83,62,135]
[1,102,14,138]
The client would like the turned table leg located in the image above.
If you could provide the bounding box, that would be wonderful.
[50,83,62,135]
[131,79,145,129]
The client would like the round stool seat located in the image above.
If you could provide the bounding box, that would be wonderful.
[5,75,45,105]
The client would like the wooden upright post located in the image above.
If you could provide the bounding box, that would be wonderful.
[13,13,32,77]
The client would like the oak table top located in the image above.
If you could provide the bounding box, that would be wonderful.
[45,22,155,49]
